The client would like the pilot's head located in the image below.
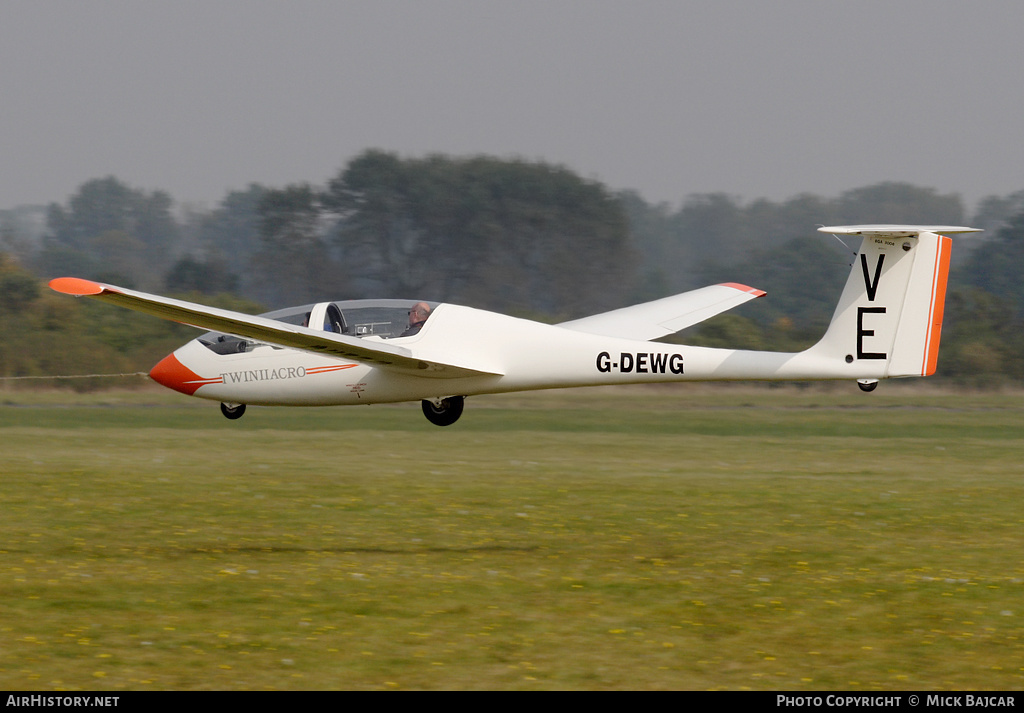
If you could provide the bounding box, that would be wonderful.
[408,302,431,328]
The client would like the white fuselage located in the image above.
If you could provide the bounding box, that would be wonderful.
[158,303,871,406]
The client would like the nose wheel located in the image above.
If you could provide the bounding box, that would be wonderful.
[421,396,465,426]
[220,402,247,419]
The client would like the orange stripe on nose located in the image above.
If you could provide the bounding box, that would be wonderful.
[150,353,222,396]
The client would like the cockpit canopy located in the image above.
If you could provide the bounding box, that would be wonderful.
[197,298,439,355]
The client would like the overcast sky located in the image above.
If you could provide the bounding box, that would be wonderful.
[3,0,1022,213]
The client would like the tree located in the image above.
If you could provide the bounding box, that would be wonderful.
[617,190,675,302]
[835,182,964,226]
[252,184,340,305]
[939,288,1024,384]
[36,176,180,288]
[165,255,238,295]
[696,234,849,348]
[0,255,40,312]
[668,193,746,277]
[956,209,1024,320]
[970,190,1024,233]
[323,150,431,298]
[323,151,634,316]
[193,184,267,297]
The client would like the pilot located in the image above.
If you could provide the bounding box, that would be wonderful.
[400,302,431,337]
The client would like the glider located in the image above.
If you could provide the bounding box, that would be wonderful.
[49,224,979,425]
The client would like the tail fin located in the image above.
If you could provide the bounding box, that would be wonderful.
[810,225,980,378]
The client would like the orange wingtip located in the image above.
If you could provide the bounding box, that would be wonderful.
[48,277,107,296]
[719,282,767,297]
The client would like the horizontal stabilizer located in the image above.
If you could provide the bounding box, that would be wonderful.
[557,283,765,341]
[819,225,982,238]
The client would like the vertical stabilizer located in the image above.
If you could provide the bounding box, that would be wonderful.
[810,225,978,378]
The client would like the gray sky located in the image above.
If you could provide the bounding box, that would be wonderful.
[3,0,1023,213]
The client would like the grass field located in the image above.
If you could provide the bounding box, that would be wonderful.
[1,384,1022,690]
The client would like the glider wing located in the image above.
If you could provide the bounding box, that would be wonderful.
[48,278,502,377]
[557,282,766,341]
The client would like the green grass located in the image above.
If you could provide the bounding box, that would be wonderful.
[1,385,1023,690]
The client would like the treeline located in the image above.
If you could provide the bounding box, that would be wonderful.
[15,152,633,317]
[2,149,1024,386]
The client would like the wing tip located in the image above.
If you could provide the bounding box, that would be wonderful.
[49,277,107,296]
[719,282,767,298]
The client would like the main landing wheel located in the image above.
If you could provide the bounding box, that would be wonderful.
[857,379,879,393]
[220,402,247,420]
[422,396,465,426]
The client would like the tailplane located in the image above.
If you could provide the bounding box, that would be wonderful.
[809,225,980,379]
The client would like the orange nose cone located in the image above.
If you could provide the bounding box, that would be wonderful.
[150,353,218,396]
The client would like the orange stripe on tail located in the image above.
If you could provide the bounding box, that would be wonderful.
[922,235,952,376]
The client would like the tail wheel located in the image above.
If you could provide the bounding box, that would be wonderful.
[421,396,465,426]
[220,402,247,419]
[857,379,878,392]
